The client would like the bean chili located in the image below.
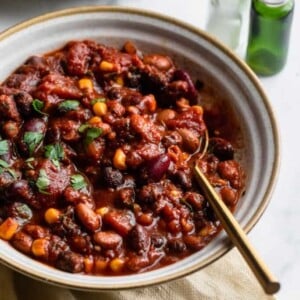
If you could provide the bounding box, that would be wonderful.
[0,40,245,275]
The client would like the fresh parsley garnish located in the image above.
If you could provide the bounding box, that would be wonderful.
[91,98,106,105]
[78,124,103,146]
[0,140,9,156]
[24,132,44,155]
[0,159,17,178]
[85,127,103,145]
[44,143,64,161]
[32,99,47,115]
[0,159,9,168]
[78,124,91,133]
[36,169,50,194]
[58,100,80,112]
[70,174,87,190]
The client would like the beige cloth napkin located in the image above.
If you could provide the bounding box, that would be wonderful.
[0,248,276,300]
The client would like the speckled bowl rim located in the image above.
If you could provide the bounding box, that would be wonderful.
[0,6,280,291]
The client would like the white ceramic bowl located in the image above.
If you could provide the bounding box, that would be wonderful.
[0,6,280,291]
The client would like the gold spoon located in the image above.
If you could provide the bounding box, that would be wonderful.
[194,165,280,295]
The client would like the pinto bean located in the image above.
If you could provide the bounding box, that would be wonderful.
[93,231,122,249]
[177,128,200,153]
[143,54,173,71]
[103,210,136,237]
[220,186,238,206]
[75,203,101,232]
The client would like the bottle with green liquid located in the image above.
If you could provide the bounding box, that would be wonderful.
[246,0,294,76]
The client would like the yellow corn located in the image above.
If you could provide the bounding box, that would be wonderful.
[0,218,18,241]
[99,61,115,72]
[93,102,108,117]
[31,238,48,257]
[88,116,102,125]
[44,208,61,224]
[115,76,124,86]
[113,148,127,170]
[84,257,94,273]
[95,207,109,217]
[109,258,125,272]
[95,259,108,273]
[192,105,203,115]
[79,78,93,90]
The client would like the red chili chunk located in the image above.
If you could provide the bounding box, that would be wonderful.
[0,40,245,275]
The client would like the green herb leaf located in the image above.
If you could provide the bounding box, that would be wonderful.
[70,174,87,190]
[7,168,17,179]
[24,132,44,155]
[32,99,47,115]
[78,124,90,133]
[85,127,103,145]
[0,159,9,168]
[91,98,106,105]
[0,140,9,156]
[36,169,50,194]
[58,100,80,112]
[44,143,64,161]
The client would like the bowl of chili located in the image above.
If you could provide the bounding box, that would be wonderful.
[0,7,279,290]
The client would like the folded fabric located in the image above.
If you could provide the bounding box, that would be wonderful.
[0,248,275,300]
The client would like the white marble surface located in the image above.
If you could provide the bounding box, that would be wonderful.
[0,1,299,299]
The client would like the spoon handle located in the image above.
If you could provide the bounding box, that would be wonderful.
[194,165,280,295]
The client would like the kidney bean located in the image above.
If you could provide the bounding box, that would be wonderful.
[173,69,198,103]
[145,154,171,182]
[94,231,122,249]
[55,251,84,273]
[128,225,150,254]
[23,224,50,239]
[11,231,33,254]
[75,203,101,232]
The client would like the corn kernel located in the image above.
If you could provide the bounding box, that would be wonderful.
[192,105,203,115]
[88,116,102,125]
[44,208,61,224]
[93,102,108,117]
[31,238,48,257]
[79,78,93,90]
[95,259,108,273]
[84,257,94,273]
[115,76,124,86]
[113,148,127,170]
[110,258,125,272]
[0,218,18,241]
[95,207,109,217]
[99,61,115,72]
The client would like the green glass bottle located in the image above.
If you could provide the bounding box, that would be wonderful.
[246,0,294,76]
